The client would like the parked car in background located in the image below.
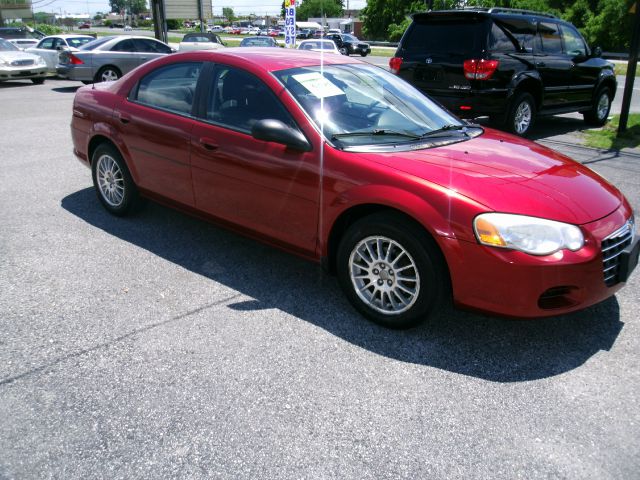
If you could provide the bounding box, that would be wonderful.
[207,25,224,33]
[178,32,225,51]
[78,23,91,29]
[27,34,95,73]
[57,35,173,83]
[390,7,617,136]
[7,38,39,50]
[0,26,45,40]
[109,23,124,29]
[297,39,340,55]
[327,33,370,57]
[0,38,47,84]
[230,27,242,34]
[70,49,638,329]
[296,29,312,39]
[239,36,279,48]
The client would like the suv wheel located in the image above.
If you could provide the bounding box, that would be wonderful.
[583,87,611,126]
[336,212,445,329]
[339,47,348,55]
[506,92,536,136]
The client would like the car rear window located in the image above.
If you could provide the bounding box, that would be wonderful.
[402,17,486,58]
[80,36,113,50]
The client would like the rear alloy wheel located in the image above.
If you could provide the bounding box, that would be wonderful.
[337,213,445,329]
[339,47,348,56]
[95,66,121,83]
[583,87,611,126]
[91,143,138,216]
[506,92,536,136]
[360,52,368,57]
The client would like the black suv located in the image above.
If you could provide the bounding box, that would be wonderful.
[390,8,616,135]
[327,33,371,57]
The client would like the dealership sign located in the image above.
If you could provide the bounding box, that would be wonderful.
[284,0,296,48]
[164,0,213,20]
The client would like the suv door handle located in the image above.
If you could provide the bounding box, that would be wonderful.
[536,61,546,67]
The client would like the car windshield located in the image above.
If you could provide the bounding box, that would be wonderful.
[67,37,94,48]
[240,37,275,47]
[274,63,465,147]
[342,34,358,42]
[0,38,19,51]
[79,36,114,50]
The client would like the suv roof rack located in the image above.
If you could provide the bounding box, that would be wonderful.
[457,6,557,19]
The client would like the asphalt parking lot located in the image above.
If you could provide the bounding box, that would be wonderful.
[1,78,639,479]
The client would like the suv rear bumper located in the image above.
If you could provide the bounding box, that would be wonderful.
[426,88,510,118]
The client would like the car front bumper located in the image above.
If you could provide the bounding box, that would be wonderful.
[443,204,638,318]
[0,64,47,81]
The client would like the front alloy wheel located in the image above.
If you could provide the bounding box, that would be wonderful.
[337,213,445,329]
[584,87,611,126]
[349,236,420,315]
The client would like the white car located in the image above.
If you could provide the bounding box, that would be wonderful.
[296,39,341,55]
[0,38,47,84]
[7,38,39,50]
[178,32,226,52]
[26,34,95,73]
[207,25,224,33]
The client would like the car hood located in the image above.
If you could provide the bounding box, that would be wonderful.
[0,50,41,62]
[365,129,623,225]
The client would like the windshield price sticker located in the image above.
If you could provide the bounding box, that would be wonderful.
[292,72,344,98]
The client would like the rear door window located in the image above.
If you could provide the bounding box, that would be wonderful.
[134,62,203,115]
[537,22,563,54]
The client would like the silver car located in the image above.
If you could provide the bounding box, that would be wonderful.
[0,38,47,84]
[27,34,95,73]
[56,35,173,83]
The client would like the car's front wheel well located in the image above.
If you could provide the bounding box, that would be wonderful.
[326,205,449,283]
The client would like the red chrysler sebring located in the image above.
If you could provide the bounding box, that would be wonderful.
[70,49,638,328]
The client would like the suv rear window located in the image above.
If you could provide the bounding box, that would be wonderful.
[403,17,486,58]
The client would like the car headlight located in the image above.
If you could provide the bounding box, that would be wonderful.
[474,213,584,256]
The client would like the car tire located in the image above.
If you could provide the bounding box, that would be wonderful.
[505,92,536,136]
[360,52,368,57]
[336,212,446,329]
[91,143,139,216]
[583,87,611,126]
[95,66,121,83]
[339,47,348,56]
[31,78,45,85]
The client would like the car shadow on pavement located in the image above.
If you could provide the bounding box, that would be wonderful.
[61,188,624,383]
[51,86,81,94]
[474,115,592,142]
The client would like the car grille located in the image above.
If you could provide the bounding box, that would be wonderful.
[11,59,34,66]
[602,219,635,286]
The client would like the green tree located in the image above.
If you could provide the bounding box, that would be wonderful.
[109,0,147,15]
[222,7,235,23]
[296,0,343,22]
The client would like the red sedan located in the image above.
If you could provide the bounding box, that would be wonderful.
[70,49,639,328]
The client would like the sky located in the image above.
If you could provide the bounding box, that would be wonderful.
[35,0,368,17]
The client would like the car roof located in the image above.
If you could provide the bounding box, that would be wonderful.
[42,34,95,39]
[177,47,360,71]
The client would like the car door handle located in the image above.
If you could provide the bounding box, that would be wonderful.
[536,61,546,67]
[196,137,219,151]
[116,111,131,124]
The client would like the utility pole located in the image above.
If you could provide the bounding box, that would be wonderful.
[618,1,640,134]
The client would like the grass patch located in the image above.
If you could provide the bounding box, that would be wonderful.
[613,62,640,77]
[370,47,394,57]
[584,114,640,150]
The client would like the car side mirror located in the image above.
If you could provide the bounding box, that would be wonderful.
[592,46,602,58]
[251,119,311,152]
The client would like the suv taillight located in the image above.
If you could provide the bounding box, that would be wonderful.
[389,56,403,74]
[463,59,499,80]
[68,53,84,65]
